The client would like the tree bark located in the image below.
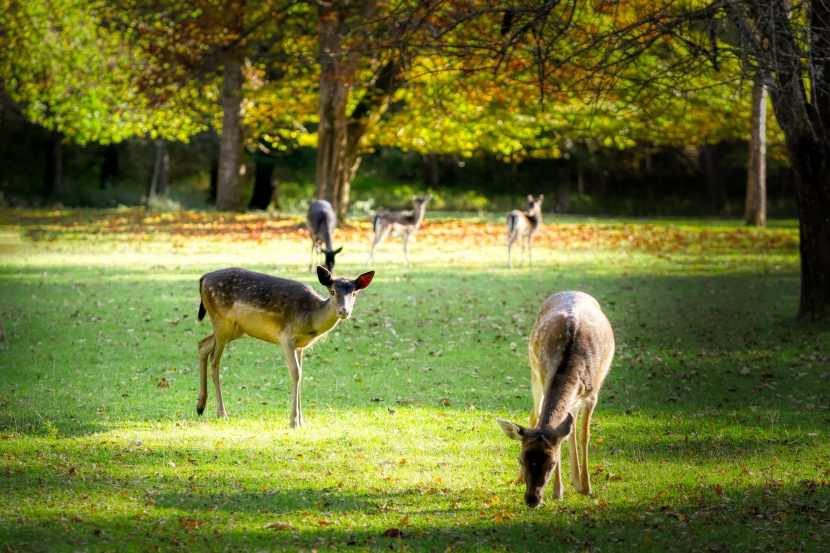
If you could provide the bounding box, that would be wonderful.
[44,132,63,198]
[215,57,245,211]
[100,144,119,189]
[700,145,726,213]
[745,79,767,226]
[315,3,402,218]
[147,140,169,202]
[249,158,275,210]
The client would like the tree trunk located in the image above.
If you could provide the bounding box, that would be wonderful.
[215,57,245,211]
[423,153,439,189]
[100,144,119,189]
[700,145,726,213]
[556,167,570,213]
[785,138,830,322]
[209,157,218,204]
[147,140,169,202]
[44,132,63,198]
[249,158,275,210]
[745,79,767,226]
[315,4,402,218]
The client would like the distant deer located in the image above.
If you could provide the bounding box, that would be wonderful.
[306,199,342,273]
[196,266,375,428]
[506,194,544,268]
[497,290,614,507]
[365,194,433,267]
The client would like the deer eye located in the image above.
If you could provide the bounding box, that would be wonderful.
[330,289,335,297]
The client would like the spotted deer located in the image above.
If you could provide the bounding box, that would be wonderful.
[306,199,342,273]
[365,194,433,267]
[506,194,544,268]
[497,290,614,507]
[197,266,375,428]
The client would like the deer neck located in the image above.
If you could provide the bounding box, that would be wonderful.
[309,297,342,333]
[412,205,427,227]
[536,374,577,430]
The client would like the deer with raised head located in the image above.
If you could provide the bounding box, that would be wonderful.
[506,194,544,268]
[306,199,342,273]
[497,290,614,507]
[365,194,433,267]
[196,266,375,428]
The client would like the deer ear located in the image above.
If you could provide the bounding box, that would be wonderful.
[497,418,525,441]
[333,246,343,254]
[317,266,334,287]
[537,194,544,202]
[527,194,533,201]
[355,271,375,290]
[554,412,574,438]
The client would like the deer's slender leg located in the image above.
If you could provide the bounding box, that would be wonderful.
[281,339,304,428]
[210,336,229,418]
[366,224,391,265]
[579,401,596,494]
[196,334,215,415]
[402,233,411,267]
[568,408,582,492]
[551,447,564,500]
[309,240,317,271]
[527,235,533,267]
[530,368,544,428]
[507,231,517,268]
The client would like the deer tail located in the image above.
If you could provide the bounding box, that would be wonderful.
[506,212,517,235]
[197,277,206,324]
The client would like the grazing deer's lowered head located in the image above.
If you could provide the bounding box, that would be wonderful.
[365,194,433,267]
[196,265,375,428]
[498,290,614,507]
[306,199,342,273]
[506,194,544,268]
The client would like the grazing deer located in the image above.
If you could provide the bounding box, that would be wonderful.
[506,194,544,268]
[196,266,375,429]
[497,290,614,507]
[365,194,433,267]
[306,199,342,273]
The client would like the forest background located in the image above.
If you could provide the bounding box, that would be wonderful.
[3,0,830,321]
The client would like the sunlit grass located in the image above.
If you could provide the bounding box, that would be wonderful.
[1,208,828,552]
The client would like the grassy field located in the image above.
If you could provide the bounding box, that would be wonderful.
[1,207,828,552]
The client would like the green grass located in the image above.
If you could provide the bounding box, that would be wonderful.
[1,208,828,552]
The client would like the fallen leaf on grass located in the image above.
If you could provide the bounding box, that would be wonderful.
[382,528,405,538]
[263,521,292,530]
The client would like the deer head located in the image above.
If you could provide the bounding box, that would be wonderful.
[316,265,374,319]
[498,412,574,507]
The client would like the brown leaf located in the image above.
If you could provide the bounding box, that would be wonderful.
[382,528,404,538]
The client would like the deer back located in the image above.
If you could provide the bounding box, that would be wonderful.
[307,200,336,249]
[530,291,614,426]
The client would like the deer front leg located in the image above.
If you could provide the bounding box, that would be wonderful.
[402,234,411,267]
[196,334,215,415]
[281,340,304,429]
[568,418,582,493]
[527,235,533,267]
[309,240,317,271]
[551,447,564,500]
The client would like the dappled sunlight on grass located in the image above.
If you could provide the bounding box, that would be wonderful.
[1,209,827,551]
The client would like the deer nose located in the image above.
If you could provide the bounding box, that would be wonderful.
[525,492,542,508]
[338,307,351,319]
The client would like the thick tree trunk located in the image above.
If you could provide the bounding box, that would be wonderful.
[100,144,119,189]
[700,145,726,213]
[745,79,767,226]
[249,158,275,210]
[786,139,830,322]
[44,132,63,198]
[423,153,439,189]
[215,57,245,211]
[147,140,169,202]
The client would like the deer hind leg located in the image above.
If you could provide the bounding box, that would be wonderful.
[568,406,583,492]
[507,231,518,268]
[578,400,596,495]
[196,334,215,415]
[527,235,534,267]
[208,324,243,418]
[402,234,411,267]
[366,224,390,265]
[309,240,318,271]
